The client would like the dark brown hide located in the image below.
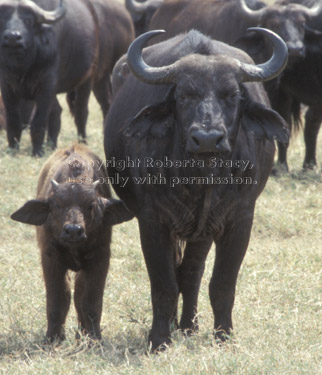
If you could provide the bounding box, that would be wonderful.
[0,95,6,130]
[104,30,288,351]
[11,144,133,341]
[0,0,134,156]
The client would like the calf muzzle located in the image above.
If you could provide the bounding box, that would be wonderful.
[62,224,86,243]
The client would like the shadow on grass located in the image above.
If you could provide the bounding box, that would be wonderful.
[0,328,148,366]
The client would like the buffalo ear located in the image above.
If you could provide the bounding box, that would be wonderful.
[123,86,175,139]
[11,199,49,226]
[242,99,289,144]
[101,198,134,226]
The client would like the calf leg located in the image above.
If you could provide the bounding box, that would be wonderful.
[303,105,322,169]
[74,255,109,340]
[42,253,71,342]
[177,237,213,334]
[209,207,254,341]
[138,215,179,351]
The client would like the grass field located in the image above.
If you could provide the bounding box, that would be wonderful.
[0,92,321,375]
[0,0,321,369]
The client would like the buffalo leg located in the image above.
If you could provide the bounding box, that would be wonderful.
[177,237,213,333]
[93,76,112,120]
[303,105,322,169]
[47,98,62,149]
[268,86,292,172]
[138,215,179,351]
[72,80,92,141]
[209,207,254,341]
[74,255,109,340]
[31,93,56,156]
[2,90,23,149]
[42,253,71,342]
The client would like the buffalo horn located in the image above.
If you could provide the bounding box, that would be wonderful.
[295,1,322,19]
[126,0,163,14]
[127,28,287,85]
[239,27,288,82]
[126,0,151,14]
[24,0,66,25]
[51,180,59,190]
[127,30,178,84]
[237,0,265,22]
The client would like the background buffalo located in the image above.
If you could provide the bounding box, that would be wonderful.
[147,0,322,172]
[0,0,134,156]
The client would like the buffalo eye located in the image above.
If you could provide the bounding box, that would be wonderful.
[219,90,240,105]
[22,16,35,27]
[177,94,194,106]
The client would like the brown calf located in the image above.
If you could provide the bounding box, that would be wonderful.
[11,144,133,341]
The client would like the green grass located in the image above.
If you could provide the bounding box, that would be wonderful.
[0,88,321,375]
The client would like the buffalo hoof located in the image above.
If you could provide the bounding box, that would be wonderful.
[32,147,45,157]
[271,162,289,176]
[5,146,19,156]
[47,139,57,150]
[43,333,65,346]
[148,331,171,353]
[214,329,232,344]
[180,324,199,337]
[303,161,318,171]
[78,137,87,145]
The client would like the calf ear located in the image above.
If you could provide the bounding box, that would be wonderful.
[11,199,49,226]
[242,99,289,144]
[101,198,134,226]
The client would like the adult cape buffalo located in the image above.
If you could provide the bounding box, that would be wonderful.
[0,0,134,156]
[104,28,289,351]
[125,0,164,36]
[264,0,322,170]
[148,0,322,171]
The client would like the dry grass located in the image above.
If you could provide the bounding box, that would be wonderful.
[0,92,321,375]
[1,0,322,361]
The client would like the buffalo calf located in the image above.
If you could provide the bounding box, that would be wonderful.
[11,144,133,341]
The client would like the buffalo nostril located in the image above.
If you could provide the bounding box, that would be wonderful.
[63,224,85,241]
[3,31,23,46]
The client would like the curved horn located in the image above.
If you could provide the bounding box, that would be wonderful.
[239,28,288,82]
[237,0,265,23]
[126,0,164,14]
[92,180,100,189]
[295,1,322,19]
[125,0,150,14]
[51,180,59,190]
[24,0,66,25]
[127,30,178,84]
